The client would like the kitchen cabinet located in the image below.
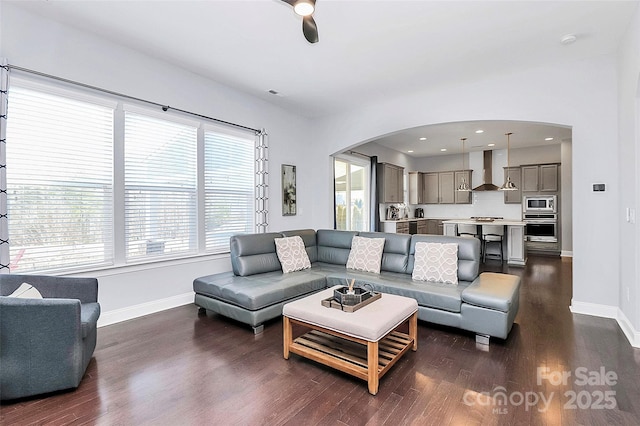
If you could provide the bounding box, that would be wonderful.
[423,173,439,204]
[377,163,404,203]
[381,221,409,234]
[521,164,558,192]
[439,172,455,204]
[422,171,471,204]
[408,172,423,204]
[454,170,472,204]
[503,167,522,204]
[417,219,428,234]
[426,219,444,235]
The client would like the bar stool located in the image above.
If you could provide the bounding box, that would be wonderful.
[457,223,480,239]
[458,223,482,257]
[482,224,504,263]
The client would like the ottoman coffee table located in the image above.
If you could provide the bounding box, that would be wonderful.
[283,286,418,395]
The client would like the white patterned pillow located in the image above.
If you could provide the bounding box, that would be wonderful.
[412,242,458,285]
[275,236,311,273]
[346,236,385,274]
[7,282,43,299]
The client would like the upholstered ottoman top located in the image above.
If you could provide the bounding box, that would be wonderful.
[461,272,520,312]
[283,286,418,342]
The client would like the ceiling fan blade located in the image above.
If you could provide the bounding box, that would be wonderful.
[302,15,319,43]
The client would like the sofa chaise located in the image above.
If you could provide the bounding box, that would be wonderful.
[193,229,520,343]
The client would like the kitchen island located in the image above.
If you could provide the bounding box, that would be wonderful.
[442,219,527,266]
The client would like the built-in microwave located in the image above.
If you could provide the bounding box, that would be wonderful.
[523,195,557,213]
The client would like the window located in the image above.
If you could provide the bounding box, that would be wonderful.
[5,80,260,273]
[124,110,198,260]
[6,85,114,273]
[334,157,370,231]
[204,127,255,253]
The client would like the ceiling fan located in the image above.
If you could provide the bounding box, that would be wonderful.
[281,0,319,44]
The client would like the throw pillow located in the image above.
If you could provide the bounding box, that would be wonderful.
[346,236,386,274]
[275,236,311,273]
[412,242,459,285]
[7,282,44,299]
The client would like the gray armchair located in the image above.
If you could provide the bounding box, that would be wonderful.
[0,274,100,401]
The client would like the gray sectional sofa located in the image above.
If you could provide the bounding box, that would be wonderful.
[193,229,520,342]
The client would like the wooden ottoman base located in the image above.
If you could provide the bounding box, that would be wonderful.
[283,312,417,395]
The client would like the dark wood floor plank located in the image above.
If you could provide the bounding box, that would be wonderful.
[2,256,640,425]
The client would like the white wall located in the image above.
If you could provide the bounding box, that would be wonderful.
[0,4,323,324]
[311,56,620,317]
[617,3,640,344]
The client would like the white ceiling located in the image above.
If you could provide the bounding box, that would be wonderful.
[7,0,637,154]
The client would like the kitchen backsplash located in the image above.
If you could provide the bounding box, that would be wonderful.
[383,191,522,220]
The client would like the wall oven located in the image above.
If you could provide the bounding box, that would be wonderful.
[523,195,557,213]
[523,213,557,242]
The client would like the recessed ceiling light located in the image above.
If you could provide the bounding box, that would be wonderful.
[545,137,554,141]
[475,130,484,134]
[560,34,577,45]
[419,137,427,141]
[488,143,495,147]
[440,148,447,152]
[407,150,414,153]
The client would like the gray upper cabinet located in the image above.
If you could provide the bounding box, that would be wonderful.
[422,170,471,204]
[521,164,559,192]
[454,170,472,204]
[408,172,423,204]
[503,167,522,203]
[377,163,404,203]
[423,172,439,204]
[438,172,455,204]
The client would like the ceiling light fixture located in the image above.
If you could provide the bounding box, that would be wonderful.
[545,137,554,141]
[488,143,495,147]
[293,0,315,16]
[407,150,414,153]
[475,130,484,134]
[457,138,471,192]
[440,148,447,152]
[419,137,427,141]
[561,34,577,45]
[499,132,518,191]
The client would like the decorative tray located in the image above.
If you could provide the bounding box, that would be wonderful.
[474,217,495,222]
[321,292,381,313]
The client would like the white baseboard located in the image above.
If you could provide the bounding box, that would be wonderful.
[561,250,573,257]
[570,300,640,348]
[616,308,640,348]
[98,292,194,328]
[569,300,618,318]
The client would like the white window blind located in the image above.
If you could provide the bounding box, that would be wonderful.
[124,111,198,260]
[204,128,255,253]
[6,86,114,273]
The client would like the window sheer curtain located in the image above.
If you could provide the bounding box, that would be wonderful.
[255,129,269,233]
[0,60,9,273]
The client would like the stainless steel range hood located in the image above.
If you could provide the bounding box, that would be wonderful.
[472,151,500,191]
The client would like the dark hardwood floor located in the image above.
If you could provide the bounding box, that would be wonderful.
[2,255,640,425]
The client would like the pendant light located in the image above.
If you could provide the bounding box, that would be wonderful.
[457,137,471,191]
[500,132,518,191]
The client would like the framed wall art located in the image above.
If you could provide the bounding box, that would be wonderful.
[282,164,296,216]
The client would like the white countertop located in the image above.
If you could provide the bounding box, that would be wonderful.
[442,219,526,226]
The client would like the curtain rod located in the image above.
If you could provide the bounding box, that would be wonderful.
[347,150,372,158]
[7,64,262,135]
